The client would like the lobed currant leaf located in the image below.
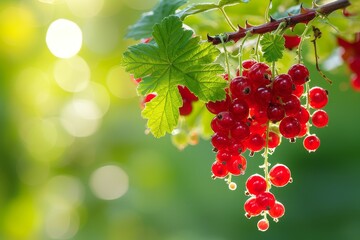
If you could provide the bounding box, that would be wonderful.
[123,16,226,137]
[260,33,285,63]
[126,0,187,40]
[218,0,250,7]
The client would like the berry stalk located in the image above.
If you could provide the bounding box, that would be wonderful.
[208,0,351,45]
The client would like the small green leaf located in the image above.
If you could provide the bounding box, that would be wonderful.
[260,33,285,63]
[122,16,226,137]
[126,0,187,40]
[177,0,250,19]
[218,0,250,7]
[176,3,218,20]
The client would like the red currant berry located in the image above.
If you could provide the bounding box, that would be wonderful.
[230,98,249,120]
[273,74,294,98]
[267,132,281,149]
[211,117,229,134]
[279,116,301,139]
[257,218,269,232]
[303,135,320,152]
[288,64,309,85]
[269,201,285,219]
[298,123,308,137]
[211,161,228,178]
[282,95,301,116]
[216,150,232,163]
[246,174,267,196]
[242,59,257,69]
[256,192,276,210]
[179,98,193,116]
[312,110,329,128]
[217,111,235,129]
[141,93,156,108]
[230,76,252,99]
[269,164,291,187]
[244,197,262,218]
[211,132,230,150]
[206,94,230,114]
[178,85,198,102]
[284,35,301,50]
[247,62,272,86]
[254,87,272,107]
[309,87,328,109]
[267,103,285,122]
[227,155,247,175]
[293,84,304,98]
[246,133,265,152]
[295,106,310,124]
[230,121,250,141]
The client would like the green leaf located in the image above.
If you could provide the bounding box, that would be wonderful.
[122,16,226,137]
[177,0,250,19]
[260,33,285,63]
[126,0,187,40]
[218,0,250,7]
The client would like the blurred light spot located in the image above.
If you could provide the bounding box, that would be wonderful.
[65,0,104,18]
[83,18,118,54]
[54,56,90,92]
[3,196,40,239]
[106,65,137,98]
[60,99,101,137]
[0,4,37,54]
[44,175,84,207]
[38,0,62,3]
[46,19,82,59]
[20,118,58,161]
[90,165,129,200]
[17,161,50,186]
[45,208,79,240]
[74,82,110,117]
[123,0,157,10]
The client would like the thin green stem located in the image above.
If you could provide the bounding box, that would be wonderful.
[265,0,273,22]
[238,33,251,75]
[220,36,231,86]
[219,7,237,31]
[297,23,312,64]
[254,35,261,61]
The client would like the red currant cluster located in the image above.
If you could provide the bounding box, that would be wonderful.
[337,34,360,91]
[206,60,329,230]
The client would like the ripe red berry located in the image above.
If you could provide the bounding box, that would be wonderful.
[269,164,291,187]
[246,133,265,152]
[216,150,232,163]
[303,135,320,152]
[178,85,198,102]
[279,116,301,139]
[211,117,229,134]
[244,197,262,218]
[254,87,272,107]
[269,201,285,219]
[282,95,301,116]
[257,218,269,232]
[247,62,272,86]
[267,103,285,122]
[217,111,235,129]
[288,64,309,85]
[230,121,250,141]
[242,59,257,69]
[273,74,294,98]
[256,192,276,210]
[230,98,249,120]
[230,76,252,99]
[246,174,267,195]
[206,94,231,114]
[179,98,193,116]
[141,93,156,108]
[211,132,230,150]
[351,74,360,91]
[312,110,329,128]
[309,87,328,109]
[295,106,310,124]
[211,161,228,178]
[293,84,304,98]
[227,155,247,175]
[267,132,281,149]
[284,35,301,50]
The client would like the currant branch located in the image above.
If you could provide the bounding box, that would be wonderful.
[207,0,351,44]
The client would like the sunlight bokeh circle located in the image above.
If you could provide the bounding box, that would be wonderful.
[46,19,82,59]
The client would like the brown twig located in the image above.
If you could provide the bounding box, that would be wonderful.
[208,0,350,44]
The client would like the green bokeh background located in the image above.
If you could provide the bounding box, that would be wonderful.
[0,0,360,239]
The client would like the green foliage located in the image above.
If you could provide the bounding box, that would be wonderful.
[122,16,226,137]
[177,0,249,19]
[126,0,187,40]
[260,33,285,63]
